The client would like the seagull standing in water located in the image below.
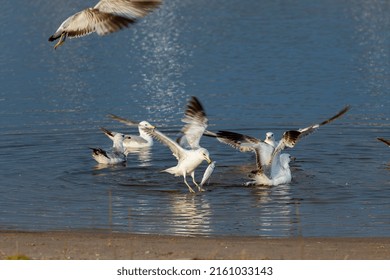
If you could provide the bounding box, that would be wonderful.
[48,0,162,49]
[207,106,350,186]
[142,97,213,193]
[90,132,127,165]
[104,115,155,149]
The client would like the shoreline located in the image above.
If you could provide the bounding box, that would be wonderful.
[1,230,390,260]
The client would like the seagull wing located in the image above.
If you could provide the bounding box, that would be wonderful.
[319,105,350,126]
[253,148,265,174]
[214,130,261,152]
[100,127,117,141]
[272,105,351,159]
[143,127,185,161]
[107,113,139,126]
[377,138,390,146]
[49,0,161,46]
[56,9,136,38]
[181,96,208,149]
[95,0,162,18]
[90,147,110,159]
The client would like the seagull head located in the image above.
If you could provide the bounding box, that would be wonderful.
[265,132,275,146]
[112,133,125,150]
[198,148,212,164]
[113,133,125,141]
[139,121,156,130]
[280,153,293,169]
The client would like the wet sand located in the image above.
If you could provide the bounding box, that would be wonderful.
[1,231,390,260]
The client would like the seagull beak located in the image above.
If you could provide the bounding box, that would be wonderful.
[205,156,212,164]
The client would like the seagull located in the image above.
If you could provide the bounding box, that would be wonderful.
[142,97,213,193]
[104,115,155,149]
[48,0,162,49]
[377,138,390,147]
[90,131,127,164]
[206,130,276,174]
[246,154,293,186]
[207,105,350,186]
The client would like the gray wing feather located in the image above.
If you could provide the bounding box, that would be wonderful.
[271,105,350,160]
[214,130,261,152]
[181,96,208,149]
[95,0,162,18]
[107,114,139,126]
[143,127,185,160]
[60,9,135,38]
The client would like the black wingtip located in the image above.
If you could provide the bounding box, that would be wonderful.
[89,147,109,159]
[187,96,205,114]
[48,35,58,42]
[283,130,301,147]
[89,147,99,154]
[319,105,351,126]
[377,137,390,146]
[216,130,245,142]
[100,127,114,137]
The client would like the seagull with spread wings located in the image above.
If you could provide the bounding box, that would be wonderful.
[142,97,213,193]
[207,105,350,186]
[90,131,127,165]
[48,0,162,49]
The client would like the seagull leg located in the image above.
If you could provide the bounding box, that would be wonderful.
[191,171,205,192]
[54,33,66,49]
[183,175,195,193]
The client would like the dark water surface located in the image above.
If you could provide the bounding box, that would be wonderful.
[0,0,389,237]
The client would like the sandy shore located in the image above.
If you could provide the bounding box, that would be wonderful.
[1,230,390,260]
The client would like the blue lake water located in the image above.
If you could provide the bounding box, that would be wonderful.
[0,0,389,237]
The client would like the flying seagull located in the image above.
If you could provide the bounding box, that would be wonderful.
[104,115,155,149]
[48,0,162,49]
[208,105,350,186]
[142,97,213,193]
[377,138,390,147]
[90,130,127,164]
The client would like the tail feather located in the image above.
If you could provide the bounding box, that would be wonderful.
[162,167,179,176]
[100,127,114,137]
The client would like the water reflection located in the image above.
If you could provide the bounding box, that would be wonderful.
[349,0,390,97]
[126,147,152,167]
[167,194,212,236]
[131,1,191,120]
[249,184,302,236]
